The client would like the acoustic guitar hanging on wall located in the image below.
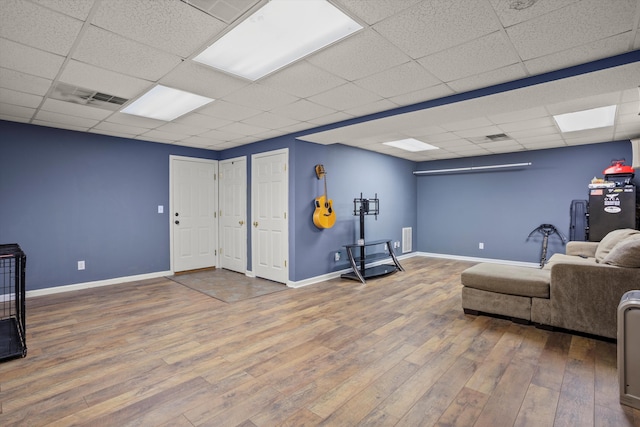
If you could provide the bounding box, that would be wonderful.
[313,164,336,229]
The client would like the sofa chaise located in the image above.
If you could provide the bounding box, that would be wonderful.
[461,228,640,339]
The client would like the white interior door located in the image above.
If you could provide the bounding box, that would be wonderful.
[251,149,288,284]
[220,157,247,273]
[171,156,218,272]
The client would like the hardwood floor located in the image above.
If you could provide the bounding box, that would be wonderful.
[1,257,638,426]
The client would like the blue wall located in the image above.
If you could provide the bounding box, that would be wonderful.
[416,140,637,264]
[0,121,217,290]
[218,136,417,281]
[291,142,417,280]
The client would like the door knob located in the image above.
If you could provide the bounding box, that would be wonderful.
[253,221,258,227]
[175,220,180,225]
[175,212,179,216]
[239,220,244,225]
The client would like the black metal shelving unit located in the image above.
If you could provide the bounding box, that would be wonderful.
[1,244,27,362]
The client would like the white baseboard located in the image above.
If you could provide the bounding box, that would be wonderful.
[415,252,539,268]
[26,270,173,298]
[25,252,537,297]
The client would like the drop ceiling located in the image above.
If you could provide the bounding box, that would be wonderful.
[0,0,639,161]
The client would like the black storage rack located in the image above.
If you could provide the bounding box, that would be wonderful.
[1,244,27,361]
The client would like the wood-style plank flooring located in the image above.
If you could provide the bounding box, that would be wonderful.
[1,257,639,426]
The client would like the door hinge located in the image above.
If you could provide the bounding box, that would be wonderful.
[214,173,217,180]
[220,248,223,254]
[284,260,287,267]
[214,212,217,218]
[284,212,287,219]
[215,249,217,256]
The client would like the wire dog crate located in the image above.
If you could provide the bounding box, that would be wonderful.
[1,244,27,361]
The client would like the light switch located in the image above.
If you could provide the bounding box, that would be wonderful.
[158,205,164,214]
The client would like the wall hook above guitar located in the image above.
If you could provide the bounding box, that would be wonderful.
[313,164,336,229]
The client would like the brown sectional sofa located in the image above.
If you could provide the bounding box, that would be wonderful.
[461,228,640,339]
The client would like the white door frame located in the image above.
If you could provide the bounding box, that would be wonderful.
[250,148,289,284]
[169,155,219,273]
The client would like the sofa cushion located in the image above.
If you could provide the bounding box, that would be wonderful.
[595,228,640,262]
[603,235,640,268]
[461,263,550,298]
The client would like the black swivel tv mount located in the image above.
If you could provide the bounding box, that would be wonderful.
[353,192,379,243]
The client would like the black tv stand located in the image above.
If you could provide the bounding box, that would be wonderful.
[341,239,404,284]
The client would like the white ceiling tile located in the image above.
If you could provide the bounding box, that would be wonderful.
[520,140,566,150]
[617,101,639,116]
[105,112,164,129]
[373,0,501,58]
[545,92,622,115]
[0,88,42,108]
[355,61,441,98]
[614,120,640,135]
[220,84,298,111]
[89,129,139,140]
[259,61,347,98]
[344,99,398,117]
[307,29,410,81]
[506,0,636,60]
[173,112,233,129]
[337,0,422,25]
[72,26,182,81]
[0,1,83,55]
[135,134,174,144]
[161,61,250,100]
[621,88,639,103]
[218,121,269,137]
[270,99,336,122]
[198,100,261,121]
[490,0,579,27]
[388,84,454,107]
[35,110,99,128]
[33,0,96,20]
[306,111,355,126]
[308,83,382,111]
[617,112,640,125]
[41,98,112,120]
[498,117,555,133]
[405,125,448,137]
[32,120,88,132]
[516,133,564,145]
[488,106,549,124]
[139,129,186,142]
[523,33,633,75]
[200,128,245,141]
[447,63,527,93]
[441,117,494,132]
[0,103,35,119]
[0,68,51,96]
[242,112,299,130]
[423,132,465,143]
[508,126,560,139]
[92,0,226,57]
[0,38,65,79]
[180,135,218,147]
[156,122,209,136]
[59,60,150,100]
[418,31,519,82]
[0,114,29,124]
[480,139,523,150]
[92,121,148,136]
[454,125,503,139]
[433,139,479,149]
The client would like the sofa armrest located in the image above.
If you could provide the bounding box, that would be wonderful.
[548,261,640,339]
[565,241,598,258]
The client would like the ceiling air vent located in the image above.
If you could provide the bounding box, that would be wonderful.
[485,133,511,142]
[50,82,129,111]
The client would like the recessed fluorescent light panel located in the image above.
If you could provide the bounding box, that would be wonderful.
[193,0,362,81]
[553,105,617,133]
[383,138,439,152]
[121,85,214,121]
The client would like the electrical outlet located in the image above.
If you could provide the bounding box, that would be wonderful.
[479,242,484,250]
[78,260,85,270]
[334,251,341,262]
[158,205,164,213]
